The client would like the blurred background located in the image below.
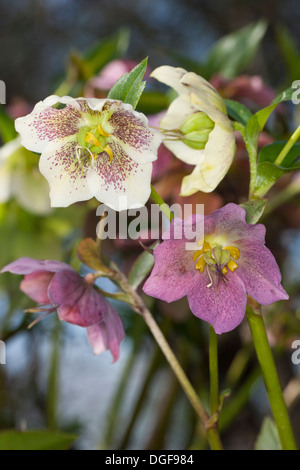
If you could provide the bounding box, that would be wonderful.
[0,0,300,450]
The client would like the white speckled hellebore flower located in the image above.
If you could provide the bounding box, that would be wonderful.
[150,66,236,195]
[15,96,162,211]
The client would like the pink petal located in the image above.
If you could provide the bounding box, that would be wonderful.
[48,270,107,327]
[20,271,54,304]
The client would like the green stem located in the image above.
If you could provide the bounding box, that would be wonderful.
[47,318,61,431]
[150,185,174,222]
[246,304,297,450]
[233,122,257,199]
[209,326,219,417]
[115,269,223,450]
[274,124,300,166]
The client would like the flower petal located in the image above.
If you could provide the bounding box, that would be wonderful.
[159,96,204,165]
[187,269,247,334]
[20,271,54,304]
[87,302,125,362]
[1,257,72,275]
[39,140,94,207]
[48,270,107,327]
[235,239,289,305]
[203,203,266,245]
[143,239,198,302]
[15,95,83,153]
[106,101,161,165]
[87,140,153,211]
[180,124,235,194]
[13,169,52,215]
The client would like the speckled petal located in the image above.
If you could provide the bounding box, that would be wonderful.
[104,101,161,165]
[39,139,94,207]
[187,269,247,334]
[15,95,84,153]
[87,140,153,211]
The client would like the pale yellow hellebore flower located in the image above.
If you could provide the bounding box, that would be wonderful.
[151,66,236,195]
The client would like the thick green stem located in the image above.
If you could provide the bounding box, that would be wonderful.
[233,122,257,199]
[209,326,219,417]
[274,124,300,166]
[246,305,297,450]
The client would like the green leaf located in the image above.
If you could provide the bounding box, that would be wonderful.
[0,107,17,144]
[276,26,300,83]
[255,417,282,450]
[205,20,267,79]
[85,27,130,76]
[77,238,106,272]
[240,199,268,224]
[128,243,158,290]
[254,141,300,197]
[0,430,77,450]
[107,57,148,109]
[225,99,253,126]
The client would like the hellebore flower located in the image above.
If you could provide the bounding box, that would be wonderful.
[0,137,51,215]
[1,258,125,361]
[150,66,236,195]
[143,204,288,334]
[15,96,162,211]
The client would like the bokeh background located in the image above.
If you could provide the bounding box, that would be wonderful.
[0,0,300,450]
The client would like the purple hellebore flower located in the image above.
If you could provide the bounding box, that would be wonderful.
[143,203,289,334]
[1,258,125,362]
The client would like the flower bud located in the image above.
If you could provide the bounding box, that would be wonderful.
[180,112,214,150]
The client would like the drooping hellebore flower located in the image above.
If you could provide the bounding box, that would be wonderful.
[150,66,236,195]
[15,96,162,211]
[1,258,125,361]
[0,137,51,214]
[143,204,288,334]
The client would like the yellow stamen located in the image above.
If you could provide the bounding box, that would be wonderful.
[98,123,110,137]
[224,246,240,260]
[85,132,102,147]
[103,144,113,162]
[227,259,239,272]
[202,240,211,252]
[195,256,205,273]
[193,250,203,262]
[222,267,227,275]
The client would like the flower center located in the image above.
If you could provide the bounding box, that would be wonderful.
[179,112,215,150]
[76,123,113,164]
[193,240,240,286]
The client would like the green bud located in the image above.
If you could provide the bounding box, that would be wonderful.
[212,245,223,264]
[180,112,214,135]
[183,130,213,150]
[180,112,215,150]
[220,249,231,266]
[204,251,216,266]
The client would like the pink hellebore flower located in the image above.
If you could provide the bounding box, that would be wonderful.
[143,204,288,334]
[1,258,125,362]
